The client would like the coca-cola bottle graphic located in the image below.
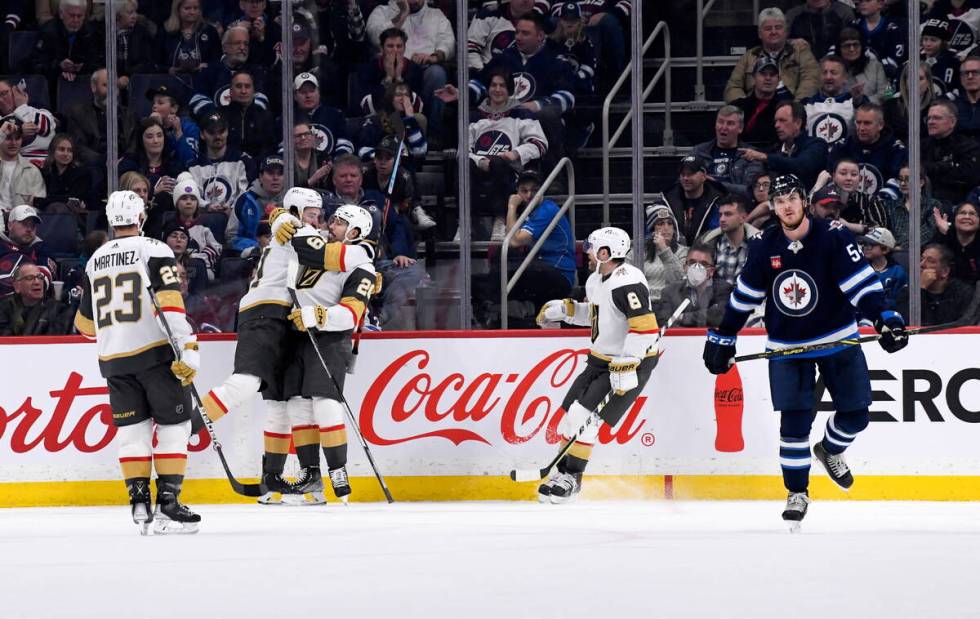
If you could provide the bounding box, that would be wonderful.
[714,365,744,452]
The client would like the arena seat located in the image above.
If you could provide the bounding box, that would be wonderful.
[7,31,38,74]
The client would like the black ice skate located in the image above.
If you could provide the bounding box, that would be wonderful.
[548,472,582,504]
[781,491,810,532]
[291,466,326,505]
[257,470,297,505]
[813,441,854,490]
[127,478,153,536]
[328,467,352,504]
[537,471,562,503]
[153,482,201,535]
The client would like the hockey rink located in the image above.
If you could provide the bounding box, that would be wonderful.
[2,500,980,618]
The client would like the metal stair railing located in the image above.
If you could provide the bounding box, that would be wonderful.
[602,21,671,226]
[697,0,760,101]
[499,157,575,329]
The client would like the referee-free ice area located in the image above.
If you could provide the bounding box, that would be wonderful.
[2,500,979,619]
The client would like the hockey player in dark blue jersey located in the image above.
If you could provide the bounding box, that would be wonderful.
[702,174,908,529]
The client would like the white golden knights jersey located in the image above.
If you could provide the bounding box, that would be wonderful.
[582,262,659,361]
[292,232,377,331]
[74,236,194,378]
[238,227,375,319]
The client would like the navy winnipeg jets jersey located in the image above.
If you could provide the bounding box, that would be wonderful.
[718,217,889,356]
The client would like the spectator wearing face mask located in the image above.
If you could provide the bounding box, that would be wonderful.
[654,243,732,328]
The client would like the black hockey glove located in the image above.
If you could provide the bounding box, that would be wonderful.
[874,310,908,354]
[703,330,737,375]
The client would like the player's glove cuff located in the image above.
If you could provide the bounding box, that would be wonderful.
[706,331,737,346]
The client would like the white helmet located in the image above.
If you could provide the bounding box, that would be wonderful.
[332,204,373,242]
[106,190,145,228]
[586,227,631,264]
[283,187,323,215]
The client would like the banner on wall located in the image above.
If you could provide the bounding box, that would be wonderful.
[1,330,980,484]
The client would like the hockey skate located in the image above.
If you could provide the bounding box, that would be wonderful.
[328,466,352,504]
[291,466,326,505]
[781,491,810,533]
[127,478,153,536]
[537,470,563,503]
[548,472,582,504]
[812,441,854,490]
[257,470,295,505]
[153,483,201,535]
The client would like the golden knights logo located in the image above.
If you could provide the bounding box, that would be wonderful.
[772,269,818,317]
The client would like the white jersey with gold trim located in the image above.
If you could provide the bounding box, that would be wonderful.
[584,262,659,359]
[294,233,377,331]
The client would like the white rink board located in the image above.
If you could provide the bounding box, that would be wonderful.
[1,331,979,483]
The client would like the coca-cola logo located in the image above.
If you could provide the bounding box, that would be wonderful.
[714,387,743,405]
[360,348,646,447]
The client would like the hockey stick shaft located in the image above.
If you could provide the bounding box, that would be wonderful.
[733,321,960,362]
[286,287,395,503]
[510,298,692,483]
[142,276,265,497]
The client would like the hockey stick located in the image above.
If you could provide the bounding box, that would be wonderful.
[733,321,960,363]
[141,271,266,497]
[286,284,395,503]
[509,298,692,483]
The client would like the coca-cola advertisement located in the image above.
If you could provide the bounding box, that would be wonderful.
[2,329,980,499]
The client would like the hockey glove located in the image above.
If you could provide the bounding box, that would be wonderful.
[289,305,328,332]
[875,310,908,354]
[608,356,640,395]
[703,331,737,375]
[170,342,200,386]
[271,213,301,245]
[535,299,575,326]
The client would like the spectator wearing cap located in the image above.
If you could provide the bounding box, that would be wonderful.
[859,226,907,311]
[162,220,208,295]
[930,200,980,284]
[356,79,428,164]
[904,243,975,326]
[730,57,793,145]
[187,111,255,218]
[30,0,105,94]
[223,70,275,159]
[661,155,726,247]
[168,174,222,281]
[268,20,334,112]
[146,84,199,169]
[0,79,56,168]
[691,106,765,200]
[223,0,278,67]
[851,0,907,83]
[227,154,284,255]
[64,69,134,172]
[643,201,688,303]
[923,99,980,205]
[37,133,91,215]
[809,183,847,222]
[0,205,53,297]
[292,121,333,190]
[956,55,980,139]
[0,261,71,335]
[920,18,960,97]
[696,195,758,287]
[549,3,598,98]
[190,25,269,120]
[156,0,222,77]
[351,27,424,117]
[827,103,907,200]
[723,7,819,103]
[362,135,435,233]
[739,100,828,189]
[786,0,854,60]
[119,117,186,238]
[114,0,154,90]
[366,0,455,142]
[292,72,355,162]
[0,119,45,212]
[549,1,628,94]
[835,26,887,105]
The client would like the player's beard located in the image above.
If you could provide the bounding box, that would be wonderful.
[778,208,805,231]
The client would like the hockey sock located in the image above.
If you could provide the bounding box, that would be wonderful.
[779,409,816,493]
[287,397,320,469]
[263,400,290,475]
[153,421,191,492]
[313,398,347,469]
[563,441,593,474]
[118,419,153,493]
[202,374,262,422]
[821,409,870,455]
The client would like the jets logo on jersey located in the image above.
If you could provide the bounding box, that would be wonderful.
[858,163,883,196]
[813,113,848,144]
[773,270,819,317]
[217,86,232,107]
[947,19,976,55]
[512,72,537,102]
[310,123,335,153]
[203,177,233,205]
[475,130,514,156]
[712,161,729,176]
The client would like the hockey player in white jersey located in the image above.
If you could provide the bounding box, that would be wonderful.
[73,190,201,534]
[285,204,379,503]
[535,227,660,503]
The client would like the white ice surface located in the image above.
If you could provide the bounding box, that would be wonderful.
[2,500,980,619]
